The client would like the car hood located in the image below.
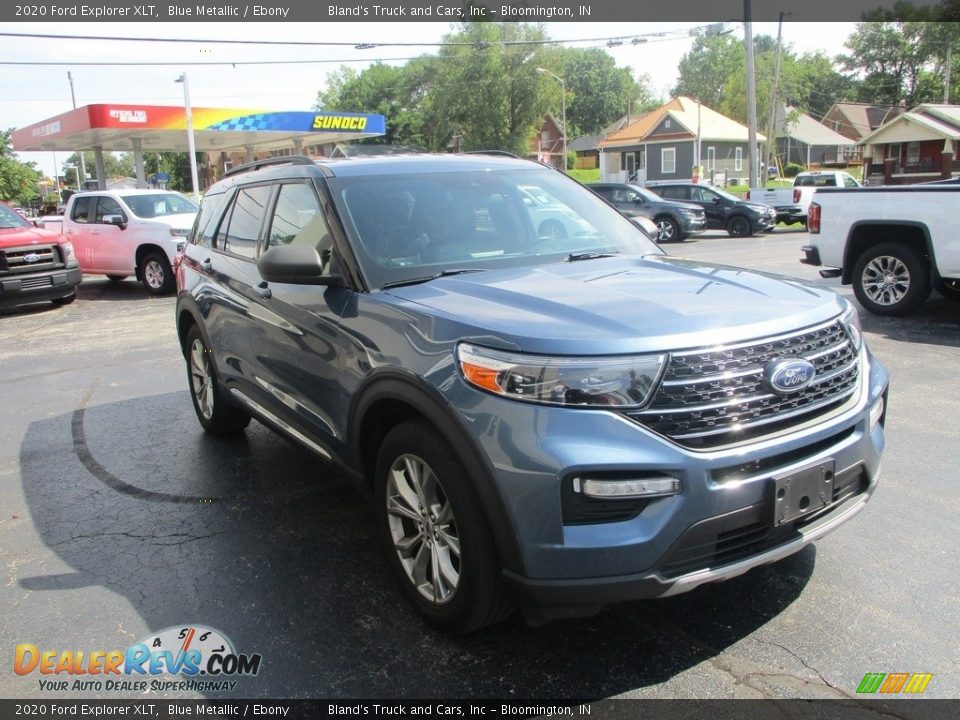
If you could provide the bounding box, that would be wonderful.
[384,255,846,355]
[0,225,62,248]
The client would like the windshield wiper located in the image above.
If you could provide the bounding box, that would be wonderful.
[567,251,618,262]
[381,268,487,289]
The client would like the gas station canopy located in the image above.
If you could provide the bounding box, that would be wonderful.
[12,104,387,154]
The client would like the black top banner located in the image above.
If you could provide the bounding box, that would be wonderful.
[1,0,951,23]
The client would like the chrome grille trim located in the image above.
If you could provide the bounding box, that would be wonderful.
[0,244,64,276]
[628,318,861,449]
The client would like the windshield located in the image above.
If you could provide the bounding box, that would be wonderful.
[120,193,199,219]
[329,167,662,290]
[0,204,30,229]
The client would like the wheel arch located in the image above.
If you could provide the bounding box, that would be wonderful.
[842,221,934,285]
[134,243,170,280]
[350,372,525,575]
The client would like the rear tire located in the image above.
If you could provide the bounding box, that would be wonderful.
[185,325,250,435]
[375,419,513,633]
[852,242,931,316]
[140,252,174,295]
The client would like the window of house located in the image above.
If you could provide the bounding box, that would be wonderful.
[664,119,671,129]
[887,143,901,160]
[735,148,743,171]
[906,142,920,164]
[662,148,676,174]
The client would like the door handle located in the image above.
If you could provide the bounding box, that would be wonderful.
[200,258,212,272]
[257,281,271,300]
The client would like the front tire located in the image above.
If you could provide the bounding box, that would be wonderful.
[726,215,752,237]
[140,252,174,295]
[654,216,681,242]
[185,325,250,435]
[375,419,512,633]
[852,242,931,316]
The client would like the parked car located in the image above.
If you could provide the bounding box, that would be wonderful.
[646,181,776,236]
[177,154,887,632]
[747,170,861,227]
[0,201,82,310]
[517,184,602,240]
[803,184,960,315]
[586,182,706,242]
[61,189,198,295]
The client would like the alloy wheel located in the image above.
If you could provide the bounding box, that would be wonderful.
[861,255,910,306]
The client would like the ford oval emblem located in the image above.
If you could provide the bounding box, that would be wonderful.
[24,253,40,263]
[766,358,816,395]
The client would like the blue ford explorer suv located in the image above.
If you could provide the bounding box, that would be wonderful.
[176,154,888,632]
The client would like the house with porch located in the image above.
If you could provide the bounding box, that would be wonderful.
[859,104,960,185]
[773,105,857,169]
[527,114,566,171]
[596,97,763,186]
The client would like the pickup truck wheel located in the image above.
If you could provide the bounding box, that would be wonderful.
[140,252,174,295]
[375,419,513,633]
[935,278,960,303]
[185,326,250,435]
[654,216,680,242]
[51,292,76,306]
[727,216,752,238]
[853,243,931,316]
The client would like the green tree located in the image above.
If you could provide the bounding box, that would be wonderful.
[673,33,743,109]
[0,155,40,204]
[553,47,646,136]
[62,151,135,187]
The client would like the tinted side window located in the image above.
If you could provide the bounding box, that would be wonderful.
[192,192,225,247]
[592,187,613,200]
[222,185,271,260]
[266,183,330,253]
[95,197,124,223]
[71,196,94,223]
[657,186,688,201]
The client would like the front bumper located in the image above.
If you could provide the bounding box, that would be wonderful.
[680,216,706,235]
[0,266,82,309]
[450,349,888,610]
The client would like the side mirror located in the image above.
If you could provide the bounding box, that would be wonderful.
[102,214,127,230]
[257,244,345,286]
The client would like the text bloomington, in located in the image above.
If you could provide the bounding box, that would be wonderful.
[328,4,590,18]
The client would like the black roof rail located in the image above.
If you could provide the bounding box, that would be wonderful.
[460,150,520,159]
[223,155,315,179]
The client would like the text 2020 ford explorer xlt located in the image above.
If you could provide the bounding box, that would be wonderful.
[176,154,888,632]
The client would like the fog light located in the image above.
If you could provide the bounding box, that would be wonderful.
[574,476,681,499]
[869,396,885,431]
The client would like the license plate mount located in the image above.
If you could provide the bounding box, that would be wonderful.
[771,460,835,526]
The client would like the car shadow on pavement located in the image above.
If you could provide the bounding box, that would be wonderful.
[855,292,960,349]
[18,390,815,699]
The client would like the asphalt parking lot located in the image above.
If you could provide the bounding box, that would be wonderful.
[1,229,958,700]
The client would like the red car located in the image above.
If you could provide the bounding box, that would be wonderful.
[0,201,82,310]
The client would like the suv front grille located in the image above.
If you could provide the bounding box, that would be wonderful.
[628,320,860,449]
[0,244,63,276]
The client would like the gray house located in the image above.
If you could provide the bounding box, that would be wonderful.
[774,105,856,169]
[597,97,764,185]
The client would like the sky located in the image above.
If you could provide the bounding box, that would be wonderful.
[0,21,857,178]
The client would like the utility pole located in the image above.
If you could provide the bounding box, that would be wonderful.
[764,11,786,180]
[67,72,87,189]
[945,43,953,103]
[744,0,759,189]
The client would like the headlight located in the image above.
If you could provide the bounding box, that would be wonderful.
[840,302,863,350]
[60,241,78,267]
[456,343,667,408]
[170,228,191,237]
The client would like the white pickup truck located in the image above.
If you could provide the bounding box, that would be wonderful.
[801,184,960,315]
[747,170,861,226]
[60,189,198,294]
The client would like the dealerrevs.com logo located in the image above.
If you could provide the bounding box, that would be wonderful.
[14,625,262,693]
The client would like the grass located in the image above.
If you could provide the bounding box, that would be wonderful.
[568,168,600,183]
